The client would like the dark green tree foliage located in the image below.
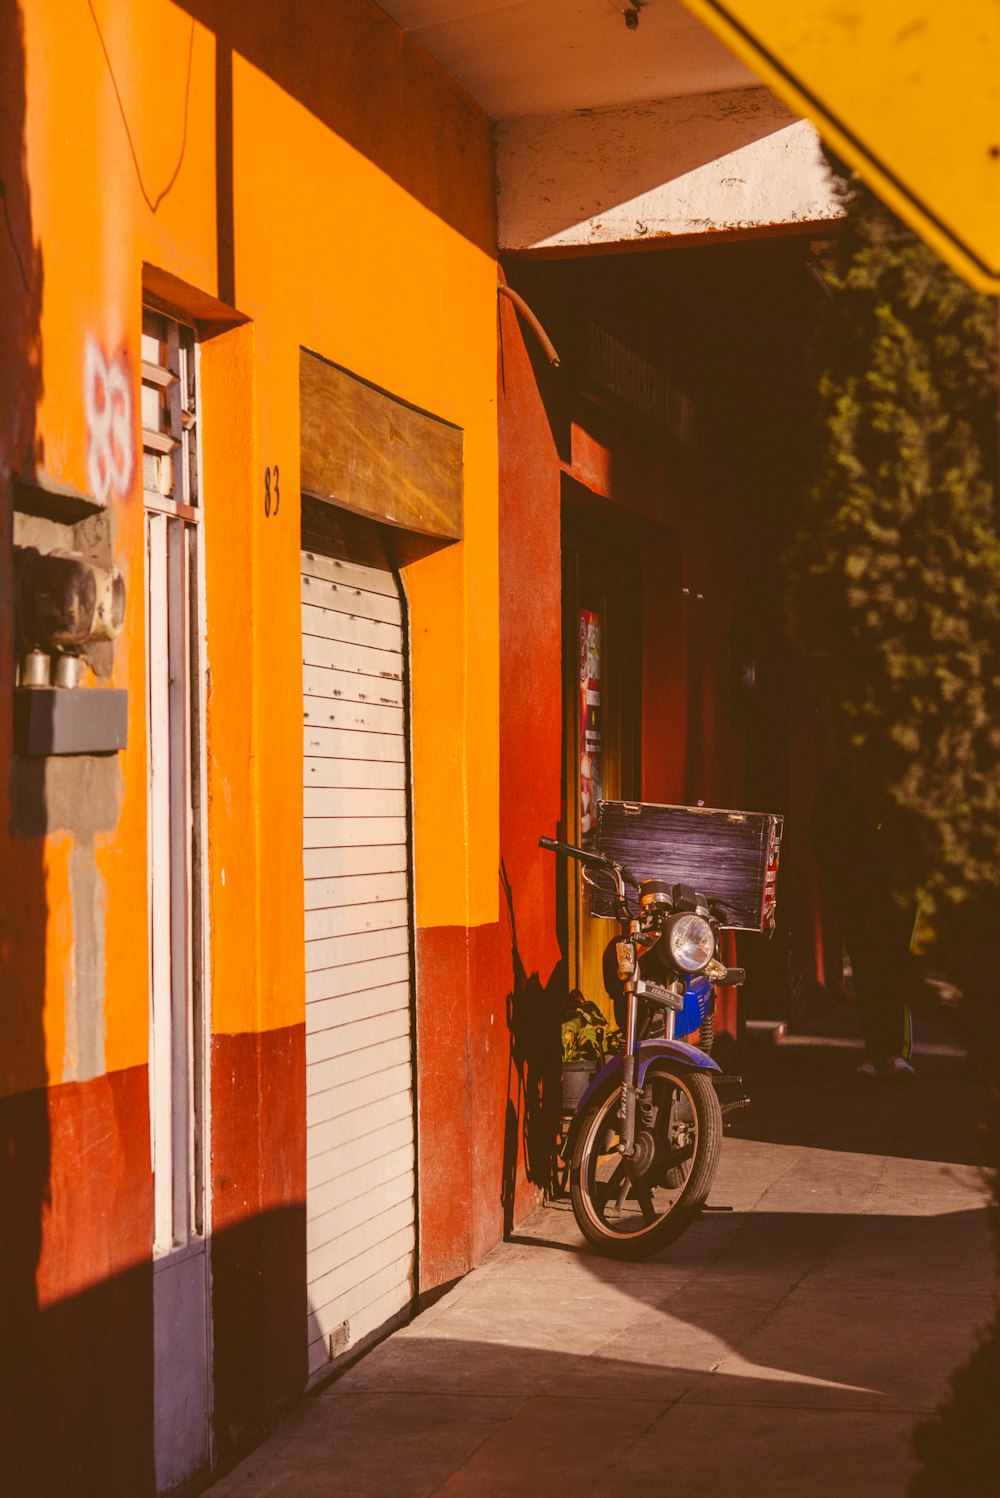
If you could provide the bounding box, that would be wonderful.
[787,160,1000,915]
[789,158,1000,1495]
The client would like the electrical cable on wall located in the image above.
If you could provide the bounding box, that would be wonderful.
[86,0,195,214]
[497,279,561,367]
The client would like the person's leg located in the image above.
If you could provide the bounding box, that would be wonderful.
[847,940,914,1073]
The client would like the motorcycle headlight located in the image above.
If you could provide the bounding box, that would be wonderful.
[666,912,715,973]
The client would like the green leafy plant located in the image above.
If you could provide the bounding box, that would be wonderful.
[561,991,623,1064]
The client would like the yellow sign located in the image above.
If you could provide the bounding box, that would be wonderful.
[680,1,1000,293]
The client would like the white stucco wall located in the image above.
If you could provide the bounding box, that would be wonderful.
[497,86,842,253]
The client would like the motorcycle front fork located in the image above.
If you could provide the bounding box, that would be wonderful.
[618,983,675,1158]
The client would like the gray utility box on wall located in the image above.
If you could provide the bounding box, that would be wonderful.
[14,687,128,756]
[593,799,783,931]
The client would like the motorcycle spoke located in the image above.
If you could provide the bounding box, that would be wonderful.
[613,1174,632,1216]
[655,1140,694,1182]
[595,1159,628,1213]
[625,1164,657,1226]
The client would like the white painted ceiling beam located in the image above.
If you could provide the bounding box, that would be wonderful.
[498,86,842,254]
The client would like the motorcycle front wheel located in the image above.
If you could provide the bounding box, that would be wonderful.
[569,1062,723,1260]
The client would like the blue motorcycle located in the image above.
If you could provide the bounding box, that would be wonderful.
[541,835,747,1259]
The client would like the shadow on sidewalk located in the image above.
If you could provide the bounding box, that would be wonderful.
[724,1040,985,1166]
[224,1194,993,1498]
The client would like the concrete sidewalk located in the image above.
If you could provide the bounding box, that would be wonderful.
[209,1038,994,1497]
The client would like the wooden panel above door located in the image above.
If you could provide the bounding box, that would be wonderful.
[300,350,463,543]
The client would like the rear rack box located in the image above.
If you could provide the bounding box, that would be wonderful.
[592,800,783,931]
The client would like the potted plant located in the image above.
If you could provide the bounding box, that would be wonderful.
[561,991,622,1112]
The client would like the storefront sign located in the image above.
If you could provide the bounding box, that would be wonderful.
[579,609,604,845]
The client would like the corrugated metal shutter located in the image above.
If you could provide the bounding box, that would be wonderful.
[301,499,416,1385]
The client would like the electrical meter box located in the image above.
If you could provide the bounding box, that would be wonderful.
[592,800,783,931]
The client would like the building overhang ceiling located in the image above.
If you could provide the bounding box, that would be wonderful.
[376,0,758,119]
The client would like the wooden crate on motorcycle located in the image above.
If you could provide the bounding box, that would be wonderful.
[592,800,783,931]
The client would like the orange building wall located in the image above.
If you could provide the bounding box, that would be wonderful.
[1,0,507,1484]
[3,0,499,1075]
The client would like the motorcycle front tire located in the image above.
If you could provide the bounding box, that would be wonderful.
[569,1061,723,1260]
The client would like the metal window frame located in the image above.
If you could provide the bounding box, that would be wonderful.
[143,306,210,1256]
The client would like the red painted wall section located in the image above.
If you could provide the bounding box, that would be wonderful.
[465,919,518,1265]
[415,924,475,1289]
[414,923,506,1287]
[1,1067,155,1497]
[694,528,745,811]
[415,291,564,1293]
[416,917,542,1291]
[210,1024,307,1465]
[641,535,687,804]
[36,1068,152,1307]
[496,293,564,1230]
[497,291,563,936]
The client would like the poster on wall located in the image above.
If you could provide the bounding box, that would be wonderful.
[579,608,603,846]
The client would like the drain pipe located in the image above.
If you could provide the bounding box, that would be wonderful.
[497,278,561,367]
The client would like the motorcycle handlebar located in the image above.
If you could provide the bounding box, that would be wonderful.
[540,839,740,931]
[537,836,639,891]
[538,835,603,867]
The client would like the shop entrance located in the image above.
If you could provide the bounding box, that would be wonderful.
[300,497,417,1387]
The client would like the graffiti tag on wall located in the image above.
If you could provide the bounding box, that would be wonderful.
[85,339,134,504]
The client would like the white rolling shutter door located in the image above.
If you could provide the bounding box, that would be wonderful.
[302,506,416,1384]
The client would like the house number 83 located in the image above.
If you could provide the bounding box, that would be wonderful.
[264,464,280,518]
